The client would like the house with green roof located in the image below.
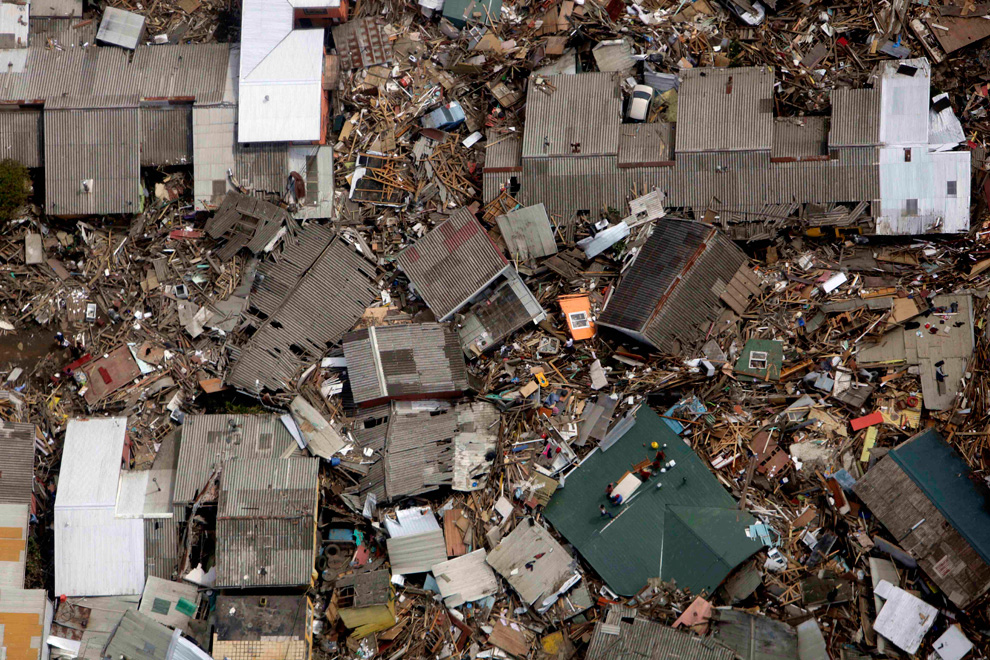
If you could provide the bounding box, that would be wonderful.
[854,428,990,608]
[544,405,763,597]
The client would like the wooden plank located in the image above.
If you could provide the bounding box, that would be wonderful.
[444,509,467,557]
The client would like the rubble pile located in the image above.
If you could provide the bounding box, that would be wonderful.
[4,0,990,658]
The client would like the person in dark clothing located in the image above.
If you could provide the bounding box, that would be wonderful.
[599,505,613,519]
[605,482,614,496]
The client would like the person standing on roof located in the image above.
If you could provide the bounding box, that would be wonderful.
[599,505,613,519]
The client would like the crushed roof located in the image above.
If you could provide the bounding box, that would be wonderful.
[587,606,736,660]
[486,518,581,611]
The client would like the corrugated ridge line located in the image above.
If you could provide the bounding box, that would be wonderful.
[249,224,336,318]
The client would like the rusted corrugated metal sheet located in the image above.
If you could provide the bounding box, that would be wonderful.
[829,87,880,147]
[520,72,622,158]
[676,66,774,153]
[44,107,140,216]
[0,108,42,167]
[227,237,378,394]
[587,607,736,660]
[395,207,508,320]
[140,105,191,166]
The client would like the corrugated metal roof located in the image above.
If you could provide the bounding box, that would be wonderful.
[28,17,96,44]
[486,518,580,610]
[245,223,336,320]
[218,456,318,519]
[143,518,179,581]
[0,421,36,504]
[332,18,391,70]
[495,203,557,261]
[771,117,827,159]
[44,108,140,216]
[227,236,378,394]
[587,606,736,660]
[385,529,446,575]
[205,190,292,259]
[215,517,315,587]
[28,0,81,17]
[710,609,798,660]
[337,570,391,608]
[0,43,230,106]
[642,231,754,353]
[383,406,456,499]
[676,66,774,153]
[140,105,191,166]
[395,207,508,320]
[484,131,522,169]
[432,549,498,607]
[457,267,546,354]
[599,219,715,335]
[0,108,42,167]
[829,87,880,147]
[54,595,141,660]
[618,122,674,166]
[56,418,126,508]
[214,594,308,641]
[103,611,172,660]
[173,414,298,504]
[54,506,145,596]
[521,72,622,158]
[342,323,469,405]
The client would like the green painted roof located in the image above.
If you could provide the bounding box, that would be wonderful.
[734,339,783,382]
[890,428,990,566]
[544,405,762,596]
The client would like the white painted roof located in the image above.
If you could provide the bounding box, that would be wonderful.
[878,58,930,147]
[238,0,324,143]
[56,417,127,508]
[54,507,144,597]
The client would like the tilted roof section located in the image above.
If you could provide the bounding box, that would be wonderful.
[587,606,736,660]
[521,72,622,158]
[395,208,508,320]
[675,66,774,153]
[544,405,761,596]
[342,323,469,406]
[56,418,127,508]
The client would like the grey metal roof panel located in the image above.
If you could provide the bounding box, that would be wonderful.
[383,407,456,499]
[248,223,336,319]
[342,323,469,405]
[219,456,318,519]
[332,18,392,70]
[103,611,172,660]
[0,43,230,106]
[395,207,508,320]
[28,17,96,45]
[227,236,378,394]
[173,414,299,504]
[496,203,557,261]
[143,518,179,581]
[486,518,580,608]
[830,87,880,147]
[215,517,315,587]
[587,607,737,660]
[676,66,774,153]
[29,0,82,17]
[140,105,191,166]
[0,109,42,167]
[96,7,145,50]
[521,72,622,158]
[337,570,392,608]
[0,422,36,505]
[710,609,799,660]
[385,529,447,575]
[599,220,714,334]
[617,122,674,166]
[771,117,827,159]
[44,107,140,216]
[484,131,522,169]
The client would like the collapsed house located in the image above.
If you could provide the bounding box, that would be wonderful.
[212,595,314,660]
[395,207,546,355]
[342,323,470,407]
[485,58,970,237]
[597,219,761,353]
[544,405,762,596]
[854,428,990,608]
[172,415,318,588]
